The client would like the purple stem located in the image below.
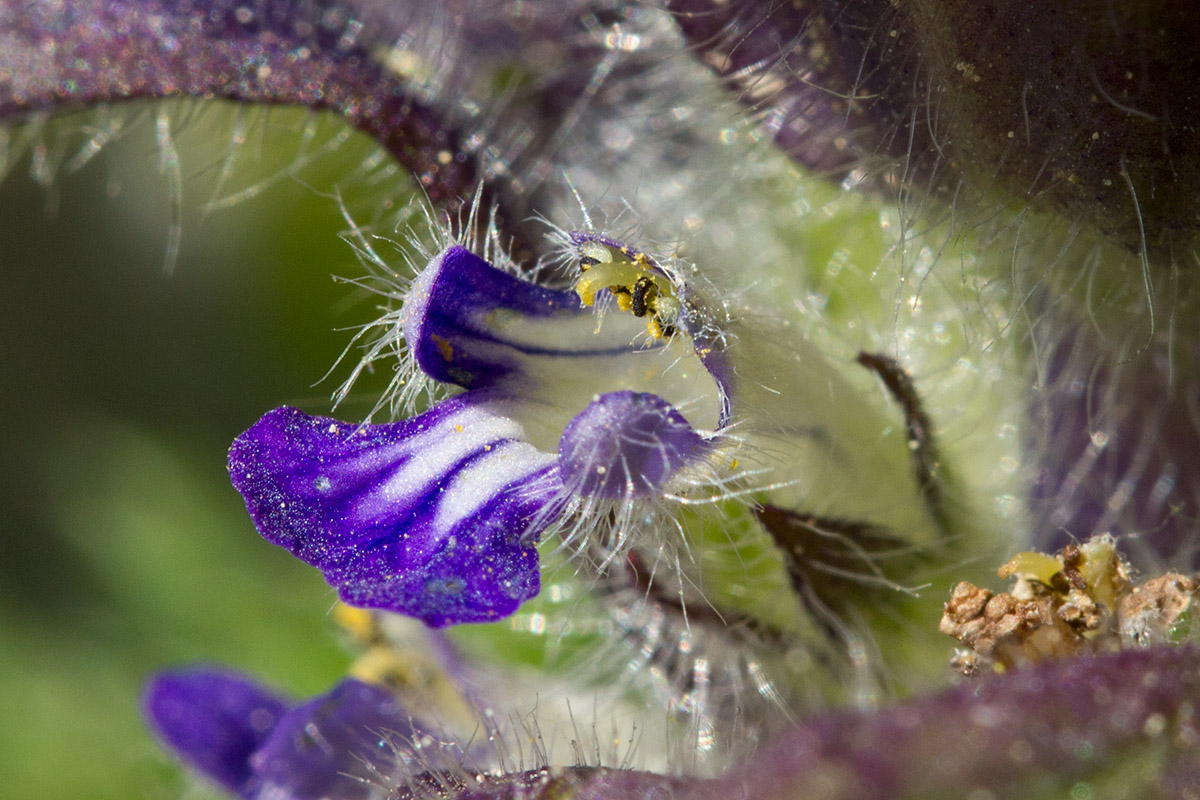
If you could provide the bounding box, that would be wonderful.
[0,1,475,206]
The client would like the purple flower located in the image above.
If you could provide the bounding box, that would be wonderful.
[145,668,439,800]
[224,217,947,632]
[143,669,289,796]
[227,240,727,626]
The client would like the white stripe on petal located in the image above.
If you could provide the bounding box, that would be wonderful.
[434,440,558,533]
[353,402,528,522]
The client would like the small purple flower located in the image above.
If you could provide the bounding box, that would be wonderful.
[145,668,434,800]
[227,209,952,637]
[144,669,289,797]
[229,240,728,626]
[144,647,1200,799]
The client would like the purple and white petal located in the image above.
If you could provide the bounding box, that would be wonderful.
[228,394,561,627]
[401,245,597,389]
[228,245,735,628]
[403,245,725,443]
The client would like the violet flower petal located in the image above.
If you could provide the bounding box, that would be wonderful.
[402,245,628,391]
[559,390,710,498]
[147,669,436,800]
[401,245,724,437]
[251,679,421,800]
[143,668,289,797]
[228,398,559,627]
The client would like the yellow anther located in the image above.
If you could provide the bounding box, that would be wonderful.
[334,603,381,644]
[575,276,601,306]
[573,240,680,340]
[349,646,415,687]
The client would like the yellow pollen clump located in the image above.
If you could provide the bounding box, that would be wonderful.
[573,242,681,339]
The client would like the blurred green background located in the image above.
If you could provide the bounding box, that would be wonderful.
[0,101,418,800]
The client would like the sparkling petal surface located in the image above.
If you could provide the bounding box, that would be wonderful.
[228,396,560,626]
